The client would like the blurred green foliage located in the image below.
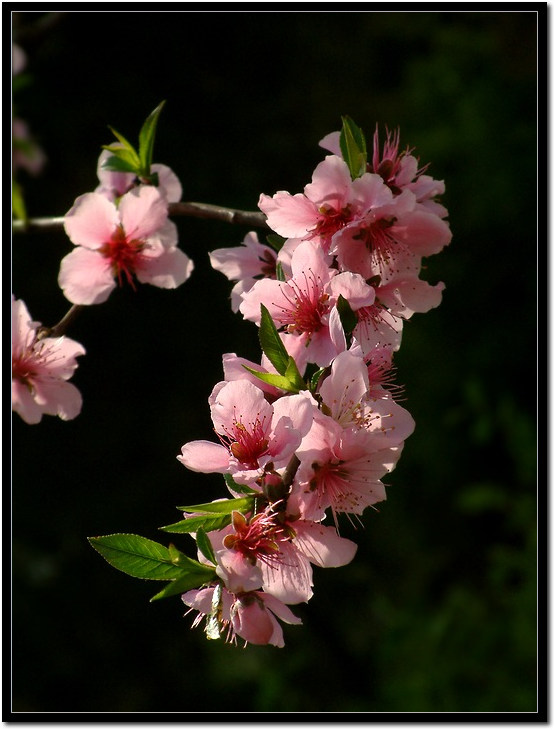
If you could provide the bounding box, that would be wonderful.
[11,10,539,714]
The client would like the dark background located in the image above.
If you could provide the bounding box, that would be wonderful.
[11,8,540,715]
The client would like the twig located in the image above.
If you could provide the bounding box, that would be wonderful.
[12,202,269,234]
[36,304,85,341]
[281,455,301,490]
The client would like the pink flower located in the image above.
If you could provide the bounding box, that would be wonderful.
[240,240,374,367]
[182,584,302,647]
[12,297,85,424]
[259,155,391,253]
[285,350,414,520]
[12,44,26,75]
[291,424,402,521]
[59,186,193,304]
[209,231,278,312]
[95,149,183,203]
[320,124,448,217]
[177,379,316,486]
[207,505,357,605]
[371,250,446,319]
[12,118,47,177]
[318,351,415,447]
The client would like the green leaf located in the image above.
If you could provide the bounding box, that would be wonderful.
[336,294,358,338]
[265,233,287,252]
[310,366,328,394]
[258,304,290,375]
[339,115,367,179]
[177,496,255,514]
[150,570,216,602]
[160,513,233,534]
[88,533,188,580]
[12,180,27,222]
[223,474,257,495]
[138,100,166,175]
[284,356,306,391]
[276,261,286,282]
[167,544,216,574]
[196,527,217,565]
[100,154,139,174]
[243,366,301,394]
[105,126,141,167]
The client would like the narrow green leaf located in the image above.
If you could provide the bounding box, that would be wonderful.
[243,366,300,394]
[309,366,328,393]
[12,180,27,222]
[138,100,166,175]
[150,570,216,602]
[339,115,367,179]
[160,513,232,534]
[336,294,358,337]
[276,261,286,282]
[284,356,306,391]
[176,497,255,514]
[100,153,139,174]
[88,534,186,580]
[223,474,257,495]
[258,304,290,375]
[196,527,217,565]
[106,126,141,167]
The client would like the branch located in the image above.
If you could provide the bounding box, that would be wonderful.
[12,202,269,234]
[281,455,301,490]
[37,304,85,341]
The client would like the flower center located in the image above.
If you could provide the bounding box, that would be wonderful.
[278,270,329,339]
[223,510,285,565]
[353,218,398,271]
[99,225,146,288]
[12,353,36,388]
[313,204,352,248]
[223,417,270,470]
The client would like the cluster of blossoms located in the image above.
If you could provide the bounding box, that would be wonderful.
[12,103,450,648]
[12,104,193,424]
[176,118,451,646]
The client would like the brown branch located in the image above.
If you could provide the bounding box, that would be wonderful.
[12,202,269,234]
[37,305,85,341]
[168,202,268,228]
[281,455,301,490]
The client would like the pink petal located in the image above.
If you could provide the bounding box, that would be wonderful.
[32,379,83,420]
[258,191,318,238]
[136,245,194,289]
[151,163,182,203]
[118,185,168,240]
[259,542,313,604]
[210,379,273,437]
[177,441,231,473]
[292,520,357,568]
[329,271,375,310]
[12,380,43,424]
[303,155,352,209]
[260,593,303,625]
[58,247,116,305]
[64,193,119,249]
[318,131,341,156]
[231,597,277,646]
[391,210,452,256]
[377,278,445,317]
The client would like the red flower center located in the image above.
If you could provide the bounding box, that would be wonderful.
[223,510,286,566]
[99,225,146,288]
[222,417,270,470]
